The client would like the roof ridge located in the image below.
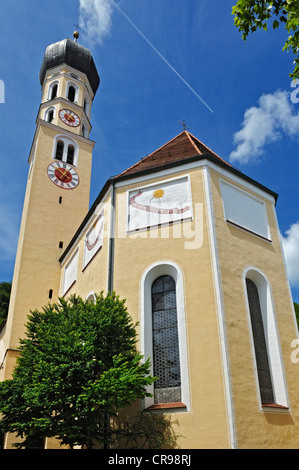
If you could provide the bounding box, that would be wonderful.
[114,130,231,180]
[115,131,196,178]
[187,131,232,166]
[184,130,201,154]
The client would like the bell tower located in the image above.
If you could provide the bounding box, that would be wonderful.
[0,32,100,380]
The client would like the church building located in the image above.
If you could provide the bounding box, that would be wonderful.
[1,33,299,449]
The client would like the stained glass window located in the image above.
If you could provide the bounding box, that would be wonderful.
[246,278,274,404]
[151,275,181,403]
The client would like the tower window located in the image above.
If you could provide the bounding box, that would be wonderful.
[69,73,79,80]
[67,85,76,102]
[82,123,88,138]
[55,140,64,161]
[47,81,59,101]
[48,109,54,123]
[67,145,75,165]
[49,289,53,299]
[83,96,90,116]
[53,135,79,167]
[151,275,181,404]
[44,106,55,123]
[51,84,58,100]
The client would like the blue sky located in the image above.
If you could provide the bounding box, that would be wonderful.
[0,0,299,303]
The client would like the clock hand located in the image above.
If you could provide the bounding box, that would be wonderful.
[54,166,70,180]
[65,113,74,122]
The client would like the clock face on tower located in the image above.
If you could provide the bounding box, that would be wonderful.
[47,162,79,189]
[59,109,81,127]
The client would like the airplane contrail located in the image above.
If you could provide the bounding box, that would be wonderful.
[111,1,214,114]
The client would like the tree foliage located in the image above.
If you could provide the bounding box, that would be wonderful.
[0,293,155,449]
[111,411,182,449]
[294,301,299,330]
[232,0,299,79]
[0,281,11,332]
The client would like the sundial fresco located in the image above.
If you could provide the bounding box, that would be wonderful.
[128,177,192,231]
[84,213,104,267]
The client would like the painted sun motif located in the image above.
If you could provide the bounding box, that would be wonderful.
[153,188,165,199]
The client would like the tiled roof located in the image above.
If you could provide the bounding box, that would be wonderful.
[115,130,231,179]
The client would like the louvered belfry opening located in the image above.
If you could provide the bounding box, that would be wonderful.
[246,278,275,404]
[151,275,181,404]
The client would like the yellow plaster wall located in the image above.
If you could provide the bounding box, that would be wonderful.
[60,194,111,300]
[209,168,299,448]
[0,122,93,380]
[110,168,230,449]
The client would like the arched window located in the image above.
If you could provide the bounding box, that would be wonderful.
[48,81,59,101]
[141,261,190,410]
[151,275,181,404]
[83,95,90,116]
[81,121,88,138]
[66,82,78,103]
[68,85,76,102]
[55,140,64,161]
[67,145,75,165]
[53,136,78,167]
[51,84,58,100]
[44,106,55,123]
[246,278,274,404]
[69,72,79,80]
[86,292,96,303]
[244,268,288,408]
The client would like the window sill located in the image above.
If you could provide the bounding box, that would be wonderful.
[62,280,76,298]
[82,246,102,272]
[262,403,289,410]
[226,219,272,243]
[146,402,186,411]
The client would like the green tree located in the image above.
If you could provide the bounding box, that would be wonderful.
[294,302,299,330]
[232,0,299,79]
[0,293,155,449]
[0,281,11,332]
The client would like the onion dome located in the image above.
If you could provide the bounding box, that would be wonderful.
[39,34,100,95]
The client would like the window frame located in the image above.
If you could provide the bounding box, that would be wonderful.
[66,81,79,103]
[52,135,79,167]
[243,267,288,409]
[44,106,55,123]
[62,248,79,296]
[151,275,182,404]
[83,94,90,117]
[47,81,59,101]
[140,261,190,411]
[220,179,271,241]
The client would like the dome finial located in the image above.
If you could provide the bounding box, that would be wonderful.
[73,25,80,42]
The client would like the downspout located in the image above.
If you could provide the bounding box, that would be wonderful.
[108,180,116,293]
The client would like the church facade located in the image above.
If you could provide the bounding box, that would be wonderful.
[1,35,299,449]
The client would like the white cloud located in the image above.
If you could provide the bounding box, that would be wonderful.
[78,0,114,46]
[281,221,299,288]
[230,90,299,164]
